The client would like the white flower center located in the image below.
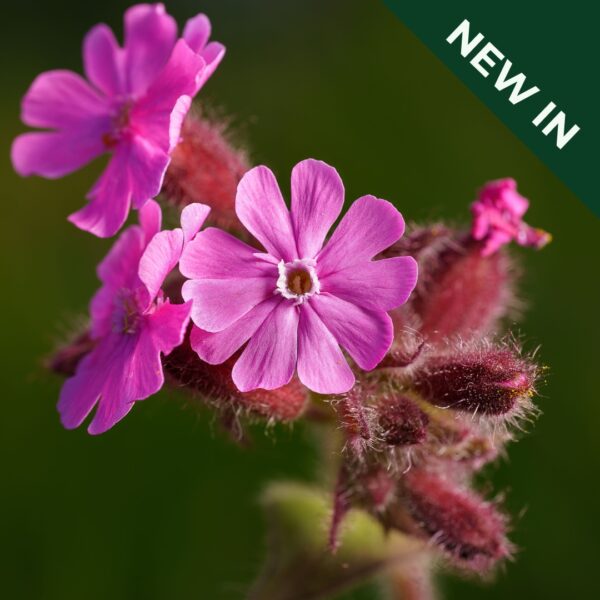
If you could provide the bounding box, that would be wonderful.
[276,258,320,305]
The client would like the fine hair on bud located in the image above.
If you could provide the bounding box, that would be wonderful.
[375,394,429,447]
[332,385,375,457]
[400,469,512,572]
[386,226,519,344]
[162,108,250,232]
[412,340,539,419]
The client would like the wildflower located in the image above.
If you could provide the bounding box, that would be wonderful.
[471,178,551,256]
[58,201,209,434]
[11,4,224,238]
[180,159,418,394]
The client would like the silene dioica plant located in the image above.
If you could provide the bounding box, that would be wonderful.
[11,5,552,599]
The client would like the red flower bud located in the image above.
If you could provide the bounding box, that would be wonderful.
[162,110,249,232]
[376,395,429,446]
[164,331,308,423]
[401,470,511,571]
[387,227,516,344]
[333,387,373,456]
[413,345,537,417]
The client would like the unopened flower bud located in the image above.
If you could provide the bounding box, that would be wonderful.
[376,394,429,446]
[401,470,511,571]
[164,333,307,423]
[334,387,373,456]
[413,346,537,416]
[162,110,249,231]
[386,227,515,344]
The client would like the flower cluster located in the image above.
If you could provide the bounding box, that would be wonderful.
[13,5,550,600]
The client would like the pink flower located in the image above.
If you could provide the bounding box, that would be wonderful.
[471,178,551,256]
[58,200,210,434]
[179,159,418,394]
[11,4,224,238]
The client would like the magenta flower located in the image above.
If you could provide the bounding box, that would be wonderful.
[471,178,551,256]
[58,200,210,434]
[11,4,224,238]
[179,159,418,394]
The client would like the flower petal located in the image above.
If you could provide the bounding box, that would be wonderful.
[190,296,281,364]
[181,203,210,244]
[311,293,393,371]
[182,13,211,52]
[481,231,512,257]
[131,39,204,153]
[126,135,170,209]
[58,335,115,430]
[91,225,146,337]
[83,24,125,97]
[86,330,163,435]
[139,199,162,241]
[20,70,109,129]
[68,149,132,237]
[236,165,297,261]
[291,159,344,258]
[146,300,192,356]
[321,256,418,312]
[232,300,298,391]
[317,195,405,276]
[138,229,184,303]
[123,3,177,95]
[296,302,354,394]
[180,227,277,280]
[195,42,226,91]
[182,276,274,333]
[11,130,106,179]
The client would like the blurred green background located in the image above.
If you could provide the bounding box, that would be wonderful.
[1,1,598,598]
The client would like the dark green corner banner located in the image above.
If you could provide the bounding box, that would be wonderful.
[383,1,598,217]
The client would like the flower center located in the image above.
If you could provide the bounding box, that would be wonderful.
[102,100,134,149]
[276,258,320,305]
[286,268,313,295]
[113,290,142,335]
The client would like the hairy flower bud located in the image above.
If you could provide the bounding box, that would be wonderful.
[386,227,515,344]
[413,345,537,417]
[164,332,308,423]
[376,394,429,446]
[399,470,511,572]
[334,387,373,456]
[162,110,249,231]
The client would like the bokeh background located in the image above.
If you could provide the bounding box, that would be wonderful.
[1,1,598,598]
